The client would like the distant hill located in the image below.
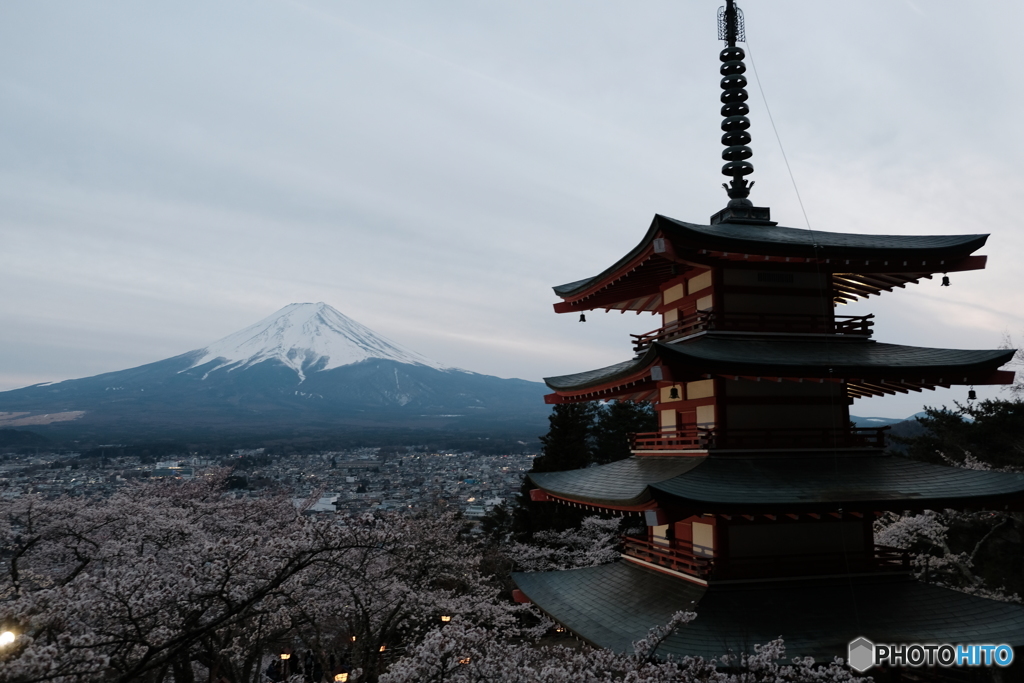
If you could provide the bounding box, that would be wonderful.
[0,303,551,441]
[851,413,929,452]
[0,428,48,450]
[850,413,926,428]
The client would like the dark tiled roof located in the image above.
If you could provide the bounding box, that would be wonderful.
[655,335,1014,378]
[513,562,1024,660]
[528,456,706,507]
[544,352,652,392]
[553,214,988,298]
[543,336,1013,392]
[513,562,706,653]
[650,454,1024,511]
[661,215,988,257]
[553,277,600,297]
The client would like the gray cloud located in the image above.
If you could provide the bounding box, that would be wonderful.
[1,1,1020,419]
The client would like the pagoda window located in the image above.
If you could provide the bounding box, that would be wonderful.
[663,283,685,305]
[692,522,715,557]
[663,308,679,325]
[688,270,713,294]
[686,380,715,399]
[659,409,677,431]
[695,405,716,428]
[650,523,670,547]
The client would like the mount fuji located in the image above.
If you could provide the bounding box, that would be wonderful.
[0,303,550,439]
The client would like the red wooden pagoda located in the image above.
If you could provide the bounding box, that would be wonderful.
[512,1,1024,666]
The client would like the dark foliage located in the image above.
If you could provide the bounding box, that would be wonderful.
[530,403,600,474]
[512,401,654,539]
[79,442,189,460]
[893,398,1024,599]
[0,428,48,450]
[947,512,1024,599]
[894,399,1024,469]
[592,401,656,465]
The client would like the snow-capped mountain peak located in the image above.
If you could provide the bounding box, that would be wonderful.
[186,302,446,381]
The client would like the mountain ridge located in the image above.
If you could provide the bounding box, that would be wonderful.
[185,302,448,381]
[0,304,550,439]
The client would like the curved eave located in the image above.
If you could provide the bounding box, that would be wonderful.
[528,456,706,508]
[552,219,661,299]
[543,348,660,403]
[659,215,989,260]
[552,220,678,314]
[552,214,990,311]
[653,337,1015,387]
[649,454,1024,513]
[542,337,1015,403]
[512,564,1024,660]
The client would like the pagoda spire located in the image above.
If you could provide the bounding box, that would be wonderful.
[718,0,753,203]
[709,1,772,225]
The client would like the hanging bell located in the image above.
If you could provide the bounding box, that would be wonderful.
[968,387,977,401]
[669,387,680,400]
[941,275,950,287]
[579,314,586,323]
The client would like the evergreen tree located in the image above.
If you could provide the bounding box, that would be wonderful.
[895,398,1024,469]
[530,402,599,473]
[512,403,599,538]
[592,400,657,465]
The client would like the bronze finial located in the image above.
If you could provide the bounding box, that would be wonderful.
[718,0,753,203]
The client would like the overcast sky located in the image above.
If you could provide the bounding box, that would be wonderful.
[2,1,1022,419]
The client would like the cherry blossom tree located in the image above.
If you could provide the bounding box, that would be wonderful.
[875,509,1021,604]
[874,448,1023,604]
[0,475,528,683]
[0,474,355,682]
[0,476,871,683]
[379,611,870,683]
[505,515,628,572]
[279,512,538,682]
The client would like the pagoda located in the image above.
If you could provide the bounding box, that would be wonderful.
[511,1,1024,666]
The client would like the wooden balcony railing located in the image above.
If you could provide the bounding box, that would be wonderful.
[622,536,910,581]
[631,312,873,352]
[630,426,889,452]
[621,536,712,579]
[630,427,711,451]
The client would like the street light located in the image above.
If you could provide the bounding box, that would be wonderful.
[279,649,292,678]
[440,615,452,623]
[0,632,14,647]
[334,674,349,682]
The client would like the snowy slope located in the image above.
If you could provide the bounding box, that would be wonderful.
[0,302,549,437]
[186,302,446,381]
